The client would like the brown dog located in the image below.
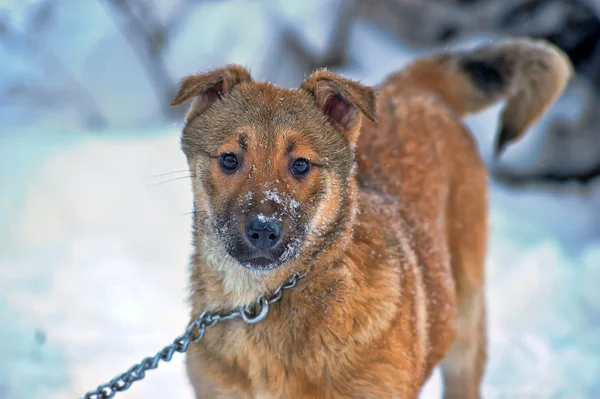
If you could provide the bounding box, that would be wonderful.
[170,38,572,398]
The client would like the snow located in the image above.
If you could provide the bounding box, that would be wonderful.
[2,1,600,398]
[0,128,194,399]
[263,188,283,205]
[261,188,301,218]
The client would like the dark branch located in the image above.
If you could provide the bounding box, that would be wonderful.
[97,0,179,118]
[281,1,360,74]
[0,2,108,128]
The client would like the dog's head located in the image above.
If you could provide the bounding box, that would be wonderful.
[172,65,376,272]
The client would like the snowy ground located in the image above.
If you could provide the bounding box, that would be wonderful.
[2,113,600,399]
[2,0,600,398]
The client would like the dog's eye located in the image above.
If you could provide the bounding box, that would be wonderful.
[219,153,239,172]
[290,158,310,176]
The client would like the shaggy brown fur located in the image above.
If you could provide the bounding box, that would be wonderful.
[170,38,572,398]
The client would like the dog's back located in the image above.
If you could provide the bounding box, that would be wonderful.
[357,38,572,397]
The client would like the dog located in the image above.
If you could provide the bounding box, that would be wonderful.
[170,38,572,398]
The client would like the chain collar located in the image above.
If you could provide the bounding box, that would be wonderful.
[81,271,307,399]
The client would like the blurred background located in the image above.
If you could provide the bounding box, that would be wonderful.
[1,0,599,398]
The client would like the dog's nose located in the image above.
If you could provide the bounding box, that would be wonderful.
[245,219,282,250]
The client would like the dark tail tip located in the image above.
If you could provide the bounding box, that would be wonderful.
[494,125,520,160]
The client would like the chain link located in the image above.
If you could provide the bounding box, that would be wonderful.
[80,272,307,399]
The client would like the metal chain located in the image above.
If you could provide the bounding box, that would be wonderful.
[80,272,307,399]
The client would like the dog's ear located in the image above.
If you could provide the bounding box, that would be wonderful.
[301,70,377,141]
[170,64,251,118]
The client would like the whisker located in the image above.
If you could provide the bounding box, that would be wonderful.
[149,169,190,178]
[183,209,204,214]
[182,212,210,223]
[187,215,211,228]
[218,251,233,272]
[146,175,193,187]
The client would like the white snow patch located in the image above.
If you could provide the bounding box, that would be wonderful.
[263,189,283,204]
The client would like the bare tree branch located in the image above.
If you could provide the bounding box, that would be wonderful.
[97,0,179,118]
[279,1,360,74]
[491,163,600,186]
[582,0,600,19]
[0,1,108,128]
[163,0,220,38]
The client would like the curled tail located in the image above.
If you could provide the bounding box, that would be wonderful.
[401,37,573,157]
